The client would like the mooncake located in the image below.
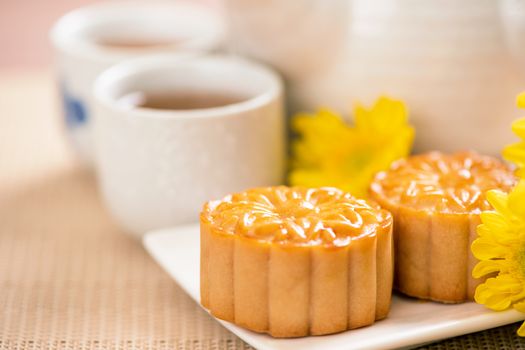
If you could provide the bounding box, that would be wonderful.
[200,186,393,337]
[370,151,515,303]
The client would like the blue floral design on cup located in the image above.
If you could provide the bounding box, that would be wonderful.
[61,85,88,128]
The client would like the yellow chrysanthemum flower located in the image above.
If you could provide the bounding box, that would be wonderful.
[472,92,525,336]
[289,96,414,198]
[503,93,525,177]
[471,180,525,335]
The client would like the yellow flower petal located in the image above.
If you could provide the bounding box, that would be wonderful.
[472,260,505,278]
[475,283,511,311]
[518,322,525,337]
[475,274,524,311]
[511,118,525,139]
[480,211,510,234]
[289,169,331,189]
[509,180,525,217]
[355,96,409,133]
[513,299,525,313]
[471,237,509,260]
[514,299,525,337]
[517,92,525,109]
[486,190,511,216]
[503,143,525,168]
[476,224,493,238]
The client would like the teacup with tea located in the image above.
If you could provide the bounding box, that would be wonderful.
[50,1,224,164]
[93,54,285,236]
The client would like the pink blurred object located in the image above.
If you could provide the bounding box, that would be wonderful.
[0,0,220,68]
[0,0,97,67]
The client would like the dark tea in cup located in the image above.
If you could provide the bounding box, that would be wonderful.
[118,91,247,110]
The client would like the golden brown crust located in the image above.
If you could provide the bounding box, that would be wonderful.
[370,151,515,214]
[370,152,515,303]
[201,186,391,247]
[200,186,394,337]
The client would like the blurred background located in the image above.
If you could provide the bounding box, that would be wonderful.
[3,0,525,159]
[0,0,215,68]
[1,0,95,68]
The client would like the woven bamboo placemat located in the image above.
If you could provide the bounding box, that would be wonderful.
[0,70,524,350]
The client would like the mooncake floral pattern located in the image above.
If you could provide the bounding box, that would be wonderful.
[371,151,516,213]
[201,186,391,246]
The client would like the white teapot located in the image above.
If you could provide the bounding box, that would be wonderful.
[225,0,525,155]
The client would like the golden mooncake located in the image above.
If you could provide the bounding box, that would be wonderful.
[370,151,516,303]
[200,186,393,337]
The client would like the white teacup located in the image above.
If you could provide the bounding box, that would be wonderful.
[93,54,285,236]
[50,1,224,165]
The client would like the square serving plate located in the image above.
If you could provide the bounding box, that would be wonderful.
[143,224,525,350]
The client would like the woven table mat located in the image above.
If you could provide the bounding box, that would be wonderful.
[0,70,524,350]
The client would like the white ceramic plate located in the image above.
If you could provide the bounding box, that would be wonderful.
[143,224,525,350]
